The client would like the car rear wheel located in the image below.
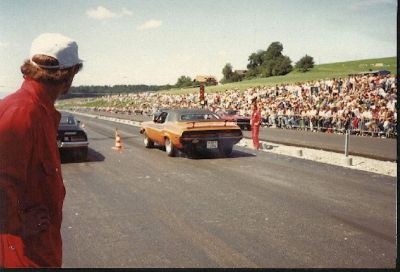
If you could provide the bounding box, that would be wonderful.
[165,138,176,157]
[143,133,154,148]
[219,143,233,157]
[78,147,88,161]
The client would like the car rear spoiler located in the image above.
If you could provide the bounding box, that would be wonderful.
[186,120,231,129]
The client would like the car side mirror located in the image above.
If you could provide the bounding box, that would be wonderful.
[77,120,81,124]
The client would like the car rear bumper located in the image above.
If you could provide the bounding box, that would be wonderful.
[179,137,242,152]
[180,136,242,147]
[58,141,89,149]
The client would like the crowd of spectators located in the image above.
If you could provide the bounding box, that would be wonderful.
[70,73,397,138]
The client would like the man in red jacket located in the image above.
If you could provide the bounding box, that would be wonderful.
[251,102,261,150]
[0,33,82,267]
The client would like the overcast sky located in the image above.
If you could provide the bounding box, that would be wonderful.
[0,0,397,97]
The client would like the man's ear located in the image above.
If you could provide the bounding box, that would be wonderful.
[73,65,80,74]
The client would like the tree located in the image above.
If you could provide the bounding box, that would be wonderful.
[220,63,244,83]
[271,55,293,76]
[220,63,244,84]
[222,63,233,79]
[220,63,233,83]
[263,42,284,62]
[247,51,264,70]
[175,75,193,88]
[295,55,314,72]
[230,71,244,82]
[246,41,292,78]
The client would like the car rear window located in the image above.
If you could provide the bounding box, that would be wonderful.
[180,113,221,121]
[60,116,76,125]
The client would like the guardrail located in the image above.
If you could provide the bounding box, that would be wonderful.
[261,114,397,138]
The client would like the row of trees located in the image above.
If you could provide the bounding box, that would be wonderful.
[61,84,173,99]
[63,74,204,99]
[63,75,206,99]
[221,42,315,83]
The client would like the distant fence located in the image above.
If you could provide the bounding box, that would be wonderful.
[261,114,397,138]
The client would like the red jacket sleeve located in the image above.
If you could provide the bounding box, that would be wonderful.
[0,106,37,267]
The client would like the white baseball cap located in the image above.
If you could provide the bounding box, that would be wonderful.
[30,33,82,69]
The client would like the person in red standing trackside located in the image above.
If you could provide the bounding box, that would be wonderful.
[251,102,262,150]
[0,33,83,268]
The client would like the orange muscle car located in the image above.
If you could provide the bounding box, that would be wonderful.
[140,109,243,157]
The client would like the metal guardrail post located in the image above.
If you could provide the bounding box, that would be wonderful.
[344,129,352,166]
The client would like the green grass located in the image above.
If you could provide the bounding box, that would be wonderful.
[58,56,396,108]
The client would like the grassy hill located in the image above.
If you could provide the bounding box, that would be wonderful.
[161,56,397,95]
